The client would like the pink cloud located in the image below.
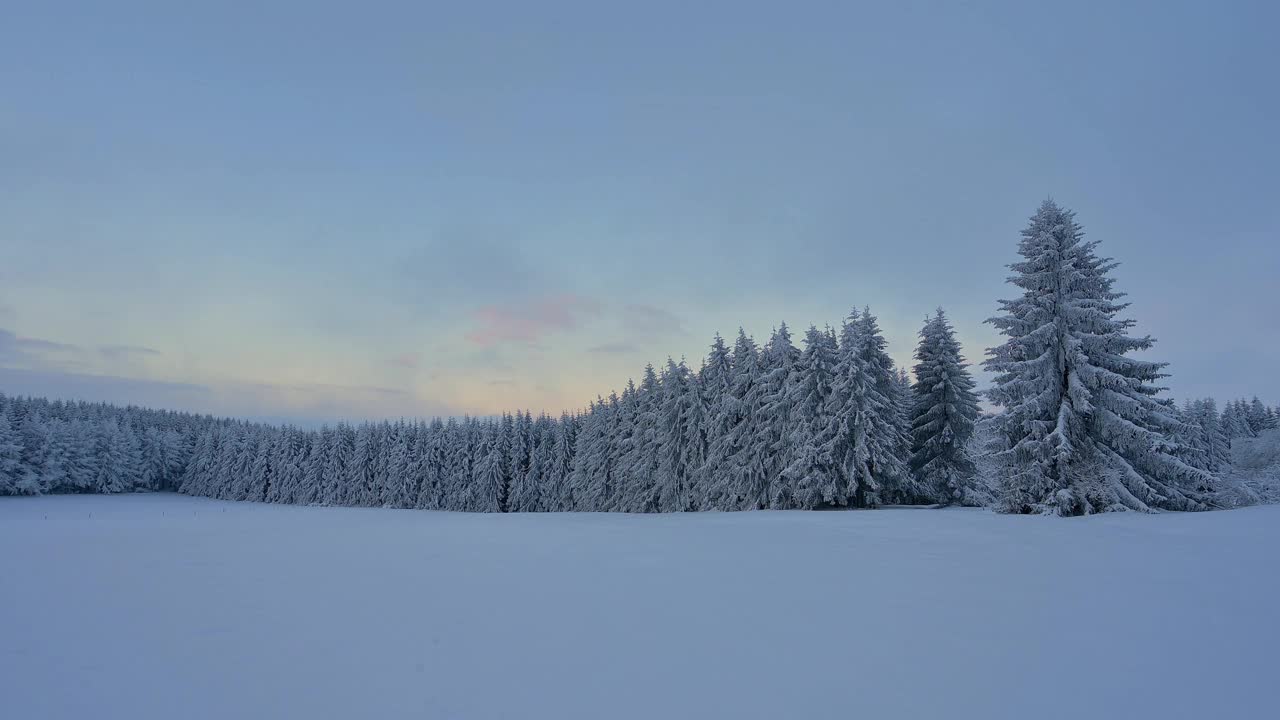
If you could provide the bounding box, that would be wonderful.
[465,294,602,347]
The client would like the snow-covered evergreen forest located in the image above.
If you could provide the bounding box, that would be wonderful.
[3,202,1278,514]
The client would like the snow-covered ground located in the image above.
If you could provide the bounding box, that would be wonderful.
[2,495,1276,720]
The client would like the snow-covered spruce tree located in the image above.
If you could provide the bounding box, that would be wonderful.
[758,325,799,508]
[387,422,419,509]
[438,418,467,511]
[834,308,912,507]
[896,368,912,405]
[508,414,546,513]
[266,429,302,504]
[348,424,377,506]
[908,308,982,505]
[508,416,536,513]
[40,420,72,494]
[985,200,1216,514]
[603,382,636,512]
[202,427,230,498]
[732,330,771,509]
[60,420,98,492]
[677,365,709,511]
[499,413,517,512]
[543,412,576,511]
[248,430,275,502]
[178,429,214,497]
[1172,402,1212,472]
[618,364,662,512]
[893,368,914,461]
[693,334,734,509]
[94,418,143,494]
[705,330,767,510]
[296,429,325,505]
[373,422,397,506]
[461,418,486,510]
[16,412,51,495]
[231,427,258,499]
[0,413,24,495]
[414,419,445,510]
[519,416,554,512]
[1221,401,1253,441]
[322,426,353,506]
[1246,397,1272,435]
[860,309,915,502]
[1174,399,1234,473]
[542,414,564,505]
[513,411,534,510]
[141,426,182,491]
[654,359,693,512]
[468,428,505,513]
[777,326,844,509]
[220,428,253,500]
[568,398,608,511]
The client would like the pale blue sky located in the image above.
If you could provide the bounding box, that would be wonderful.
[2,0,1277,421]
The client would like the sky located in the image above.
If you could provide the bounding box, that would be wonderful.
[2,0,1277,423]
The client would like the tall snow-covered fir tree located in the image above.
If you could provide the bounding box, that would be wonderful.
[468,432,504,513]
[693,333,733,509]
[704,330,767,510]
[524,415,555,512]
[387,423,418,508]
[757,324,799,507]
[94,418,143,494]
[544,412,576,512]
[835,308,912,506]
[676,363,709,511]
[509,414,545,513]
[984,200,1216,514]
[618,364,662,513]
[607,382,638,512]
[414,419,446,510]
[654,359,694,512]
[569,396,614,511]
[778,326,843,509]
[909,308,982,505]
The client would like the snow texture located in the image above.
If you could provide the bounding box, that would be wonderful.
[2,493,1276,720]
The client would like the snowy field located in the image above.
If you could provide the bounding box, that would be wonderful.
[2,495,1277,720]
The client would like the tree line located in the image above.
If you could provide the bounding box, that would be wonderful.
[2,201,1276,514]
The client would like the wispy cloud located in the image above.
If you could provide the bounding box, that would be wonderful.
[622,304,686,338]
[2,329,168,377]
[99,344,162,359]
[0,328,82,368]
[465,294,602,348]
